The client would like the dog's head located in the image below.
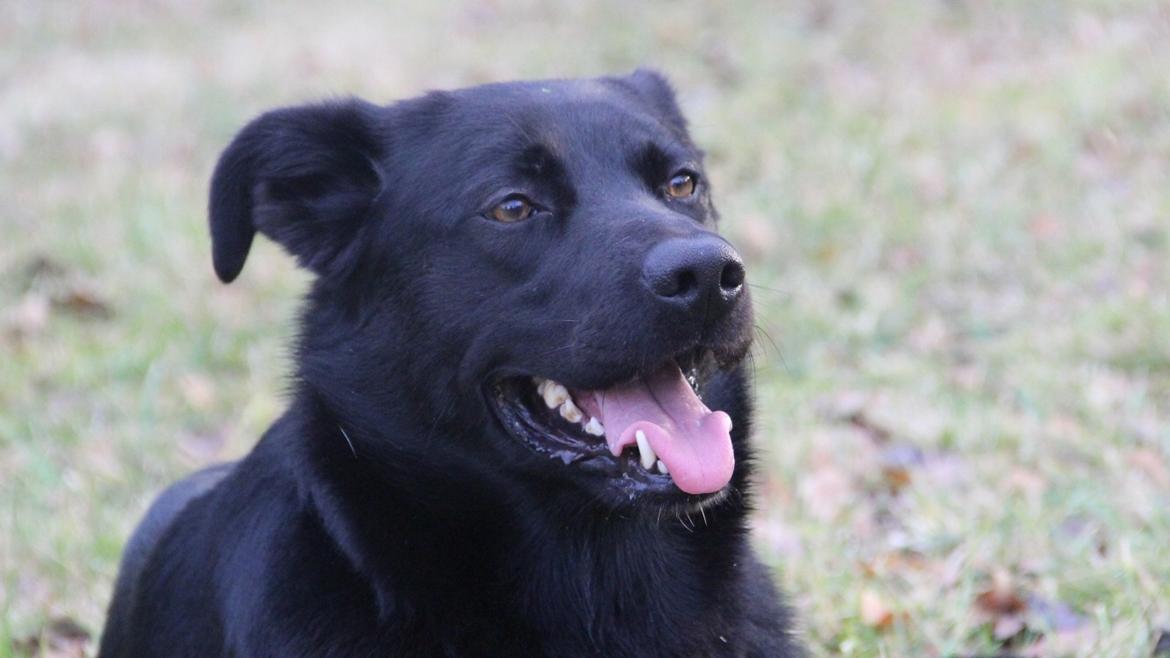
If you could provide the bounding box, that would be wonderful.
[210,71,753,510]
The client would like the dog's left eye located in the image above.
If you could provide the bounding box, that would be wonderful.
[664,171,698,199]
[489,195,536,223]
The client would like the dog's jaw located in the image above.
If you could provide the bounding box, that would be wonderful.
[487,343,749,507]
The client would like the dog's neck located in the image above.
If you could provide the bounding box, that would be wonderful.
[284,390,755,650]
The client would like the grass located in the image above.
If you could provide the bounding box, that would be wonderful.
[2,1,1168,656]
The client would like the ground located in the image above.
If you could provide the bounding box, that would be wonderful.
[1,2,1168,656]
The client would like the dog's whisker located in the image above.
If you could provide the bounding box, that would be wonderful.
[338,425,357,459]
[533,343,577,358]
[746,282,784,294]
[752,323,781,358]
[424,399,458,444]
[752,324,791,376]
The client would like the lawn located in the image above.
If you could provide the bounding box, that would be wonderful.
[1,1,1168,656]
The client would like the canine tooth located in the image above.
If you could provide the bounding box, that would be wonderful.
[559,399,583,423]
[656,459,668,475]
[635,430,657,470]
[541,381,569,409]
[584,417,605,436]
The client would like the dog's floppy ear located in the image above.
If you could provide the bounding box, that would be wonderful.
[617,68,688,134]
[209,99,384,283]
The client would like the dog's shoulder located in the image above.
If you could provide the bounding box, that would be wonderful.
[100,429,320,656]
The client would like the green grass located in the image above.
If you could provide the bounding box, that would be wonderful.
[2,1,1168,656]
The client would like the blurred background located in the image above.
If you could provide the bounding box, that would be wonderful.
[2,1,1168,656]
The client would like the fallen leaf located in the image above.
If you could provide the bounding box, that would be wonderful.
[881,464,911,494]
[14,617,91,658]
[179,373,216,410]
[848,413,891,443]
[974,568,1031,644]
[798,464,854,521]
[859,588,894,630]
[6,293,50,337]
[879,443,923,494]
[52,286,113,319]
[1127,449,1170,488]
[859,550,931,578]
[975,569,1028,618]
[817,390,871,423]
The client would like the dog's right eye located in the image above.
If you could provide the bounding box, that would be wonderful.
[489,196,536,223]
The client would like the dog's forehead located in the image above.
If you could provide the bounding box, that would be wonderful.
[452,77,633,115]
[447,78,679,157]
[385,78,695,208]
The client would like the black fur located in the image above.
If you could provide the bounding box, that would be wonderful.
[100,71,804,657]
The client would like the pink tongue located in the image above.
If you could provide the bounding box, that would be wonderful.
[588,364,734,494]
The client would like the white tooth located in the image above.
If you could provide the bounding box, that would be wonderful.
[584,417,605,436]
[635,430,657,470]
[541,381,569,409]
[559,399,583,423]
[656,459,668,475]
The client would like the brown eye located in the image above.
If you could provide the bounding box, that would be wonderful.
[665,172,697,198]
[490,196,535,223]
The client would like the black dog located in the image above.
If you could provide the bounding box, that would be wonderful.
[99,70,803,657]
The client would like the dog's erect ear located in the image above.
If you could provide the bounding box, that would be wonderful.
[209,99,384,283]
[616,68,688,134]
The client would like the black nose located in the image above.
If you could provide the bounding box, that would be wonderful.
[642,236,746,319]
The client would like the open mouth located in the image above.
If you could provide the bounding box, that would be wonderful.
[491,351,736,496]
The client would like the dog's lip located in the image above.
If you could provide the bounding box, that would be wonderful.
[489,345,712,394]
[487,376,612,464]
